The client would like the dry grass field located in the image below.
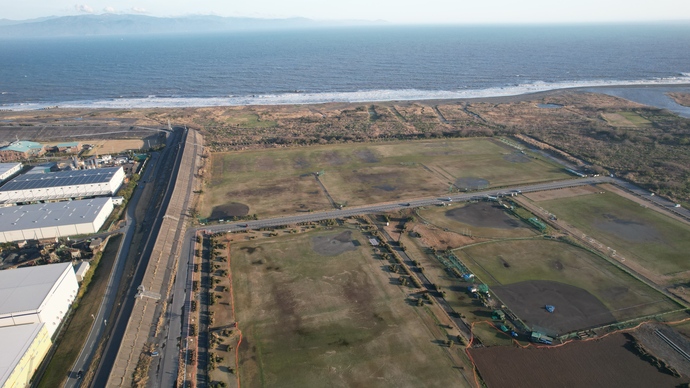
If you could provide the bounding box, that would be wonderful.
[537,188,690,284]
[470,333,690,388]
[200,138,569,218]
[229,228,468,387]
[417,202,538,239]
[82,139,148,155]
[457,239,679,333]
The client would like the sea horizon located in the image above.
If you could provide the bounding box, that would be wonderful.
[2,24,690,111]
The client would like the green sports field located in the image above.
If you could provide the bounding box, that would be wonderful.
[539,190,690,283]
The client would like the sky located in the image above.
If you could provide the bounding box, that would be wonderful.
[2,0,689,23]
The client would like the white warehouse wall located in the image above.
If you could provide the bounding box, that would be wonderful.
[37,266,78,337]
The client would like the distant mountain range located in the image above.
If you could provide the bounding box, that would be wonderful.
[0,14,384,38]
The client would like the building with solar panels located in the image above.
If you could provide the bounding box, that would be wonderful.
[0,166,125,204]
[0,197,114,243]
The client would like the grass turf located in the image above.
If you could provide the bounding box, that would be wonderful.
[539,190,690,280]
[457,239,678,322]
[230,228,466,387]
[202,138,569,218]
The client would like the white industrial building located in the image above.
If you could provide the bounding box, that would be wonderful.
[0,166,125,204]
[0,198,114,243]
[0,323,51,388]
[74,261,90,283]
[0,263,79,337]
[0,163,22,183]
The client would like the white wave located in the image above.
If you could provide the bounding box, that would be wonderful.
[3,75,690,111]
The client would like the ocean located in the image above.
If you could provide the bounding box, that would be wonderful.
[1,23,690,110]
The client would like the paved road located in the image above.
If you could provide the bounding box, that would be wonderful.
[197,176,612,234]
[151,130,202,388]
[90,128,186,387]
[63,151,162,388]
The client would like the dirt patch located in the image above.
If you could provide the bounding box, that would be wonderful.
[493,280,616,335]
[210,202,250,219]
[240,246,262,255]
[412,223,483,251]
[503,152,531,163]
[470,333,690,388]
[293,155,311,170]
[524,185,600,201]
[255,156,276,171]
[354,149,380,163]
[633,323,690,378]
[373,184,397,192]
[270,283,302,334]
[352,170,404,190]
[455,177,490,190]
[321,150,346,166]
[445,202,522,229]
[594,213,663,243]
[311,231,358,256]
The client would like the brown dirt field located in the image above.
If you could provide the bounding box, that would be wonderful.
[523,185,601,202]
[83,139,146,155]
[492,280,616,335]
[411,223,484,251]
[470,333,690,388]
[445,202,522,229]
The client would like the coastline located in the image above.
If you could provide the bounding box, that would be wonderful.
[1,83,689,116]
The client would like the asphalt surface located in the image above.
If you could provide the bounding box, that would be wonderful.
[63,151,162,388]
[150,129,202,388]
[89,127,186,387]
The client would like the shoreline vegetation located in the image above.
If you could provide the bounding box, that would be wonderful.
[1,85,689,204]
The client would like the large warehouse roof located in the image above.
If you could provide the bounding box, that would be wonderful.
[0,163,21,177]
[0,263,73,316]
[0,197,112,234]
[0,167,122,192]
[0,141,42,153]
